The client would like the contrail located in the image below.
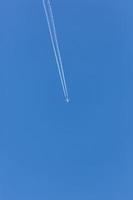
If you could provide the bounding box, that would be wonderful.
[42,0,69,102]
[47,0,69,101]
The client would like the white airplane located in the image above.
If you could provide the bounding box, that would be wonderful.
[66,98,70,103]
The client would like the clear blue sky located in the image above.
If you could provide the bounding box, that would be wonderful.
[0,0,133,199]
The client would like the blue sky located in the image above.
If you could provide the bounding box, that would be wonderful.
[0,0,133,199]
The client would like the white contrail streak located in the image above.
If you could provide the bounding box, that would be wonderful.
[42,0,69,102]
[42,0,67,98]
[47,0,69,101]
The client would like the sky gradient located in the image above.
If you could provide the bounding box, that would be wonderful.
[0,0,133,199]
